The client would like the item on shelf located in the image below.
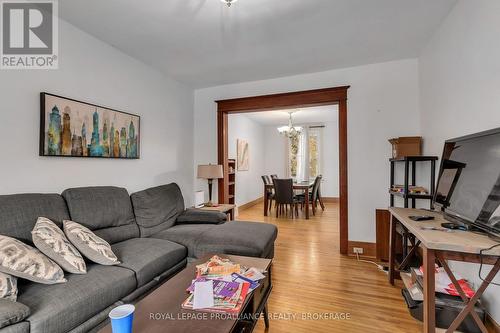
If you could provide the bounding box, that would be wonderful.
[388,136,422,158]
[195,255,240,277]
[390,185,429,194]
[194,190,205,208]
[401,272,423,301]
[414,265,475,298]
[401,288,486,333]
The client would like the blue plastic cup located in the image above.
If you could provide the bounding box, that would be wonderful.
[109,304,135,333]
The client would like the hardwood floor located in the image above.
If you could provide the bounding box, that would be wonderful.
[236,202,422,333]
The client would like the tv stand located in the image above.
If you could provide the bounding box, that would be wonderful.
[388,207,500,333]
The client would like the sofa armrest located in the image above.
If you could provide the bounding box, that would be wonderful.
[0,299,30,329]
[176,209,227,225]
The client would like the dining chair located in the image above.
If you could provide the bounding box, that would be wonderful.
[270,174,278,180]
[297,175,325,215]
[261,175,274,213]
[272,178,300,218]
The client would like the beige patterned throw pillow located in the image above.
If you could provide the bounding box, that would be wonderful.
[32,217,86,274]
[0,272,17,301]
[63,220,120,265]
[0,235,66,284]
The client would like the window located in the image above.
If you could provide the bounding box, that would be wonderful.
[288,127,322,179]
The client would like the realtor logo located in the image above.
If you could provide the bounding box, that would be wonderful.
[1,0,58,69]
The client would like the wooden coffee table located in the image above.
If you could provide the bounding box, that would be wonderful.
[98,255,272,333]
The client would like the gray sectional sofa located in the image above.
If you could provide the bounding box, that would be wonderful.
[0,183,277,333]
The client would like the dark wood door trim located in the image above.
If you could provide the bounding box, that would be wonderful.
[216,86,350,255]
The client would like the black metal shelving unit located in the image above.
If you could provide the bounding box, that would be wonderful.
[389,156,438,209]
[389,156,438,269]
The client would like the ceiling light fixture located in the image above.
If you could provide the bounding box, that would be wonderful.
[220,0,238,7]
[277,111,302,139]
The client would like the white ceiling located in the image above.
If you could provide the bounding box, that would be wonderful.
[239,105,338,126]
[59,0,456,88]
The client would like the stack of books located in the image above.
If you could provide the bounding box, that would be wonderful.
[181,255,265,313]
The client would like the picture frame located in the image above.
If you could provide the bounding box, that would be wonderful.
[237,138,249,171]
[40,92,140,159]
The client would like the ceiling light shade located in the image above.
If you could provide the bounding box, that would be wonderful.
[220,0,238,7]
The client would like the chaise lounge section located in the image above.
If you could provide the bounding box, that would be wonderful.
[0,183,277,333]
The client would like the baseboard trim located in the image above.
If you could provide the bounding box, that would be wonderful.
[487,313,500,333]
[238,197,264,211]
[347,241,376,258]
[322,197,339,203]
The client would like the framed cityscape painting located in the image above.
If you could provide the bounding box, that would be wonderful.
[40,93,140,159]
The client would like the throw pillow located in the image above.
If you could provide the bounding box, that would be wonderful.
[0,235,66,284]
[0,272,17,301]
[63,220,120,265]
[0,299,30,329]
[32,217,86,274]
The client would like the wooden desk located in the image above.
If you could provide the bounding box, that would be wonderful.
[195,204,236,220]
[264,181,314,219]
[388,207,500,333]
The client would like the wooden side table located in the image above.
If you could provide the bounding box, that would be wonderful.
[196,204,236,221]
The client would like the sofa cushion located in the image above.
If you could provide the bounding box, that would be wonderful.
[0,322,29,333]
[0,299,30,329]
[149,224,213,258]
[152,221,278,259]
[0,194,70,244]
[111,238,187,287]
[130,183,185,237]
[0,235,66,285]
[62,187,139,244]
[32,217,86,274]
[63,220,120,266]
[17,264,136,333]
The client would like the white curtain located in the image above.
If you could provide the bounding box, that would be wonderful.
[296,127,309,182]
[285,136,291,178]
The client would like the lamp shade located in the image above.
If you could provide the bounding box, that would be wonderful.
[197,164,223,179]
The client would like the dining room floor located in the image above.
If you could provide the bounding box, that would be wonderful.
[236,201,422,333]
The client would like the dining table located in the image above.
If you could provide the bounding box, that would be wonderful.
[264,180,315,219]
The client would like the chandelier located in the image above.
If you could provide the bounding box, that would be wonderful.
[220,0,238,7]
[277,112,302,139]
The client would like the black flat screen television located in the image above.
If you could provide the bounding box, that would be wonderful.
[434,127,500,237]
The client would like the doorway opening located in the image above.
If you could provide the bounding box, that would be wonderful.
[216,86,349,254]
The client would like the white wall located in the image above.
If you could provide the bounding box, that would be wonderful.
[263,126,287,178]
[419,0,500,322]
[0,19,194,203]
[322,120,340,197]
[228,114,265,206]
[194,58,420,242]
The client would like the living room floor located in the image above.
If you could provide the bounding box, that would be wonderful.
[236,202,422,333]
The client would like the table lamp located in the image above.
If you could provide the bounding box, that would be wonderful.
[197,164,223,207]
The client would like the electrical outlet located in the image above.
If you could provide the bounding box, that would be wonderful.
[353,247,364,254]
